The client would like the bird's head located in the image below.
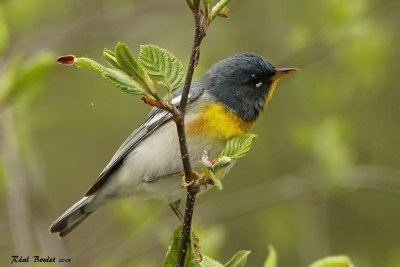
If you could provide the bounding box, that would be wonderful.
[203,53,299,121]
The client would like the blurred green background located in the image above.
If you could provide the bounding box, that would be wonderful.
[1,0,399,266]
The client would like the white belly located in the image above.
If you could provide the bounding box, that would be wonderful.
[96,120,226,203]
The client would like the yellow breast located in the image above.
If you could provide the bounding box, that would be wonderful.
[186,103,254,139]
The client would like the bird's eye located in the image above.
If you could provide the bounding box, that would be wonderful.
[250,74,263,88]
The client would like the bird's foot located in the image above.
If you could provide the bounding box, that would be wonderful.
[181,171,203,188]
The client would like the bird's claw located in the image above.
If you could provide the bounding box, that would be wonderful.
[181,171,203,188]
[181,179,195,188]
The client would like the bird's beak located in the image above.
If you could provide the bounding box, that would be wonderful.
[264,67,299,104]
[272,67,300,80]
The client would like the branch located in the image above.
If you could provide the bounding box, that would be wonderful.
[174,1,207,266]
[137,0,230,265]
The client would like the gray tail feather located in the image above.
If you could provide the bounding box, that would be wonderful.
[49,196,97,238]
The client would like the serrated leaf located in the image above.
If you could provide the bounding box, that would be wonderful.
[220,134,257,159]
[224,250,251,267]
[199,256,224,267]
[164,226,200,267]
[103,48,120,69]
[0,6,9,55]
[101,68,144,95]
[139,44,184,91]
[115,42,144,82]
[70,56,146,96]
[114,43,159,99]
[63,46,160,100]
[263,246,277,267]
[308,256,353,267]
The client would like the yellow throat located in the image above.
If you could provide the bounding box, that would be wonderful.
[186,103,254,139]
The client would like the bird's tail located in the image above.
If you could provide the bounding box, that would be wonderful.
[49,196,99,237]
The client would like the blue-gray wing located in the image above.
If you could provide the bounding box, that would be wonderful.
[85,85,204,196]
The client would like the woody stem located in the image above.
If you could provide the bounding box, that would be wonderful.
[175,1,207,267]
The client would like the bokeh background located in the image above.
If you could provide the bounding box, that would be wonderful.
[1,0,399,266]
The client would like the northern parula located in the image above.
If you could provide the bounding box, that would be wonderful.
[49,53,298,237]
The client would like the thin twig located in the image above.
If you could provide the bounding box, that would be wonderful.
[141,1,228,265]
[174,1,207,266]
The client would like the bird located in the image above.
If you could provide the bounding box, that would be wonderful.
[49,53,298,237]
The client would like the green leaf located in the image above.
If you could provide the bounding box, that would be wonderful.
[200,134,256,193]
[210,171,223,191]
[164,226,200,267]
[200,133,257,190]
[68,56,145,96]
[115,42,145,82]
[60,45,161,100]
[114,43,159,100]
[164,227,179,267]
[308,256,353,267]
[199,158,224,191]
[199,134,257,192]
[139,44,184,91]
[217,6,229,18]
[0,6,9,55]
[209,0,232,21]
[263,246,277,267]
[199,256,224,267]
[220,134,257,159]
[103,48,120,70]
[164,226,183,267]
[74,57,106,73]
[101,68,144,95]
[224,250,251,267]
[213,156,232,170]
